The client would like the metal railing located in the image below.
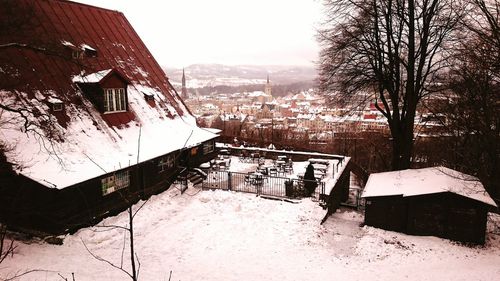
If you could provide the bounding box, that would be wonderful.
[202,170,325,200]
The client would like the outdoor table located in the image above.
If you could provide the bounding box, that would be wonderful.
[312,165,327,173]
[257,167,268,175]
[308,158,330,166]
[314,171,325,178]
[276,160,286,167]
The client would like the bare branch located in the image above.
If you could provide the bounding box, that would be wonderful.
[81,238,134,280]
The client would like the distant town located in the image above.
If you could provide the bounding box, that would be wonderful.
[176,67,447,172]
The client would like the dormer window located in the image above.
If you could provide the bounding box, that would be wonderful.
[104,88,127,113]
[73,69,130,114]
[52,103,63,111]
[48,97,64,112]
[81,44,97,57]
[72,50,83,59]
[143,92,154,102]
[63,40,97,59]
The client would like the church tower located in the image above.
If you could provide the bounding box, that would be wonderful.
[264,74,272,99]
[181,68,188,99]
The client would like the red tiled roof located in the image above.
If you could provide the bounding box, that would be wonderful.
[0,0,188,119]
[363,113,377,120]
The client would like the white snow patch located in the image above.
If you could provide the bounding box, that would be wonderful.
[72,69,112,83]
[133,66,149,78]
[61,40,75,47]
[2,188,499,281]
[80,43,96,51]
[47,97,63,104]
[1,83,216,189]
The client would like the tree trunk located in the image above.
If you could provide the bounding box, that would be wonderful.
[390,118,414,170]
[129,207,137,281]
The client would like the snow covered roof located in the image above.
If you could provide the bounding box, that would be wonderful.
[47,97,63,104]
[0,0,190,117]
[362,166,497,207]
[203,128,222,134]
[248,91,269,97]
[3,85,217,189]
[61,40,76,48]
[72,69,113,83]
[0,0,216,189]
[80,43,96,51]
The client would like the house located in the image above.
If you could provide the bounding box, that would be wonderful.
[362,166,497,244]
[0,0,218,234]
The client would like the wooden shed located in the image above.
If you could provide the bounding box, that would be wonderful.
[362,166,497,244]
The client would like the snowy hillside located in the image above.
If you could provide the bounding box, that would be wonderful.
[1,187,499,281]
[165,64,316,88]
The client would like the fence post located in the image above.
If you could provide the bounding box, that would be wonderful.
[228,171,232,191]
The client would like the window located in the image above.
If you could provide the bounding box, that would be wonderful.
[203,141,215,155]
[72,50,83,59]
[52,102,63,112]
[104,88,127,113]
[158,155,175,172]
[101,170,130,196]
[143,92,155,102]
[84,48,97,57]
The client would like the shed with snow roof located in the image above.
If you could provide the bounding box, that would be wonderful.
[362,166,498,244]
[0,0,218,234]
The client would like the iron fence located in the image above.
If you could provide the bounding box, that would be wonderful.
[202,170,325,200]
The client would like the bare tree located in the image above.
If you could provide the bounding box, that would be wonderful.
[82,203,146,281]
[318,0,465,170]
[441,0,500,201]
[0,225,16,266]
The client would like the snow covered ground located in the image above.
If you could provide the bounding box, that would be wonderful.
[2,186,500,281]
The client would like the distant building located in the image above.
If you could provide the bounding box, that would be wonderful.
[248,91,272,104]
[181,68,189,99]
[265,74,272,98]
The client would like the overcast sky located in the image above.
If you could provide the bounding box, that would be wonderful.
[74,0,324,68]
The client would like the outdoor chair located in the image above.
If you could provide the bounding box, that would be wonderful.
[277,166,286,176]
[269,167,278,177]
[244,173,252,185]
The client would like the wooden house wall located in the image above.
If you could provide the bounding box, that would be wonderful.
[0,174,59,233]
[338,166,350,202]
[406,193,488,244]
[141,152,182,197]
[365,192,489,244]
[364,195,408,233]
[0,140,218,235]
[185,140,218,167]
[100,74,127,89]
[78,83,105,112]
[0,166,143,234]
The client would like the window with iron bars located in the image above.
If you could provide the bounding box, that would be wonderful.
[203,141,214,155]
[158,154,175,173]
[101,170,130,196]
